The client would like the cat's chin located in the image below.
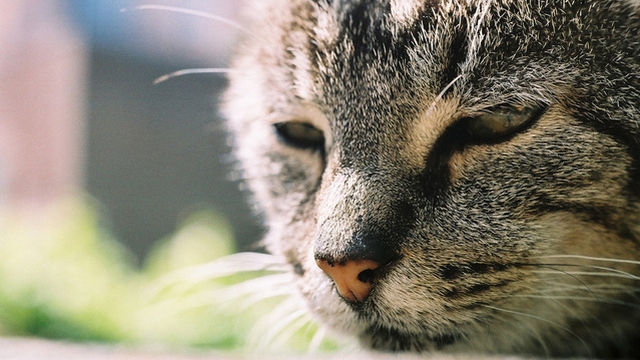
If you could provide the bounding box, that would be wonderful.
[357,324,462,353]
[302,281,465,353]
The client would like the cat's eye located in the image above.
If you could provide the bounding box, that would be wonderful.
[464,105,542,141]
[274,121,325,150]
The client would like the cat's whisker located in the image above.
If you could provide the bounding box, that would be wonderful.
[479,302,552,356]
[307,325,328,353]
[527,265,601,302]
[210,273,291,297]
[480,304,592,357]
[511,272,640,310]
[267,312,315,351]
[571,265,640,280]
[154,68,237,84]
[502,294,640,309]
[535,254,640,266]
[147,252,287,295]
[536,281,640,294]
[120,5,261,41]
[141,289,241,319]
[519,283,600,333]
[141,272,291,315]
[532,269,640,281]
[249,298,309,350]
[526,323,552,357]
[469,317,508,351]
[525,262,640,310]
[425,74,463,118]
[211,276,295,308]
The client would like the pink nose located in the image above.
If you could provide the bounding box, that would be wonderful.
[316,259,381,303]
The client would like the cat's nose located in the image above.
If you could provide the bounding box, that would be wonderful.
[315,259,381,303]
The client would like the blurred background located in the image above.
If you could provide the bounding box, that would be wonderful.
[0,0,261,260]
[0,0,332,352]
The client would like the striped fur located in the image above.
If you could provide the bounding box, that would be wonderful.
[223,0,640,357]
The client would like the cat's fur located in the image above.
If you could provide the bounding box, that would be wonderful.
[222,0,640,357]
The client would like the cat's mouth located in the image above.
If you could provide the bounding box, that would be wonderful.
[321,263,468,352]
[360,322,462,352]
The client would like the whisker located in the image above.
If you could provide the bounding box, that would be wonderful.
[530,265,601,302]
[147,252,287,297]
[529,258,640,281]
[480,304,591,357]
[519,284,599,337]
[250,298,308,350]
[141,289,240,319]
[211,275,295,306]
[532,270,640,281]
[142,274,291,314]
[537,281,640,294]
[536,255,640,266]
[468,318,502,352]
[477,301,551,356]
[267,312,315,351]
[425,74,463,118]
[577,265,640,280]
[307,325,328,353]
[121,5,261,41]
[502,294,640,309]
[153,68,237,84]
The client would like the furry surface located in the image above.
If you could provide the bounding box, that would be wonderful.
[223,0,640,357]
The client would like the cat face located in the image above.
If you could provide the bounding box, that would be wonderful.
[224,0,640,357]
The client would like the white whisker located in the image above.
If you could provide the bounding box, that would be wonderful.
[141,290,229,318]
[154,68,237,84]
[536,255,640,266]
[250,298,308,350]
[139,248,329,352]
[538,282,640,294]
[502,294,640,308]
[211,274,294,306]
[121,5,261,41]
[266,312,314,350]
[142,274,289,314]
[481,304,591,357]
[532,270,640,281]
[307,325,328,353]
[579,265,640,280]
[532,265,601,301]
[521,284,599,334]
[146,252,287,297]
[425,74,463,118]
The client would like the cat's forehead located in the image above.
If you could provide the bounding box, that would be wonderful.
[270,0,588,163]
[308,0,485,27]
[309,0,447,38]
[287,0,594,105]
[301,0,493,102]
[265,0,637,129]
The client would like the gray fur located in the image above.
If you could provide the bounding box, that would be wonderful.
[223,0,640,357]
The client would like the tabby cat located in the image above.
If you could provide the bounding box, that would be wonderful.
[222,0,640,357]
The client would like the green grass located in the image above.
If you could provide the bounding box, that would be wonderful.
[0,196,340,353]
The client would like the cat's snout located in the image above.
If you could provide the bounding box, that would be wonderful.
[315,258,381,303]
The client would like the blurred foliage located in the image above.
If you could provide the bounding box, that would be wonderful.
[0,196,341,353]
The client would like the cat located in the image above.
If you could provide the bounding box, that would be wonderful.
[222,0,640,358]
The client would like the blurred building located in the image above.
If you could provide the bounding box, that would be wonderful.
[0,0,86,210]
